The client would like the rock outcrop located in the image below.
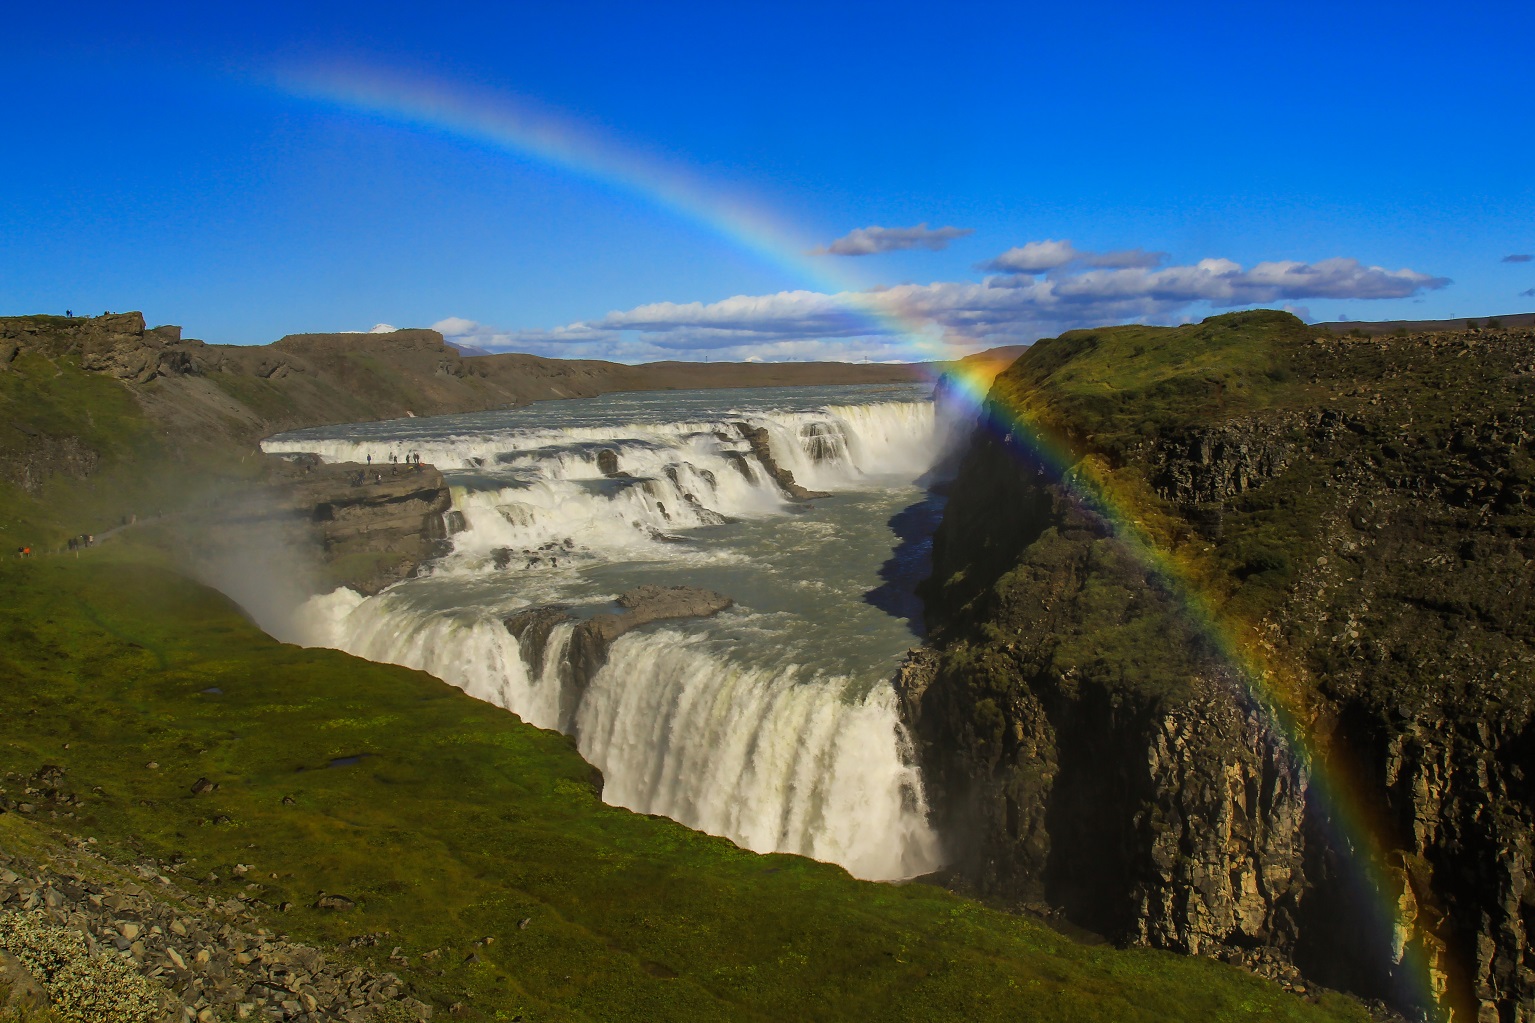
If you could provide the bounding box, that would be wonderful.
[184,457,454,597]
[908,315,1535,1022]
[504,586,734,730]
[732,423,830,501]
[271,459,454,595]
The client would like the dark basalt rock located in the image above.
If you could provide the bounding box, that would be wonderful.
[503,604,574,671]
[732,422,830,501]
[502,586,734,732]
[566,585,733,694]
[908,320,1535,1021]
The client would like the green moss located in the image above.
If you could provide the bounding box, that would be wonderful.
[994,310,1316,450]
[0,554,1369,1022]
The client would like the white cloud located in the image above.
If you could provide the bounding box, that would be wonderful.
[433,243,1451,363]
[368,323,397,333]
[981,239,1079,273]
[1028,257,1449,304]
[430,316,480,335]
[811,223,974,256]
[982,241,1166,273]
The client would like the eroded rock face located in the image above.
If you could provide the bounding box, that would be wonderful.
[1,433,101,493]
[183,458,453,598]
[502,586,734,730]
[279,461,453,595]
[909,328,1535,1021]
[568,585,734,693]
[732,423,830,501]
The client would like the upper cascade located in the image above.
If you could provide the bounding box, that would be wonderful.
[265,396,949,565]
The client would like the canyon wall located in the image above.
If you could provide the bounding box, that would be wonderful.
[906,312,1535,1022]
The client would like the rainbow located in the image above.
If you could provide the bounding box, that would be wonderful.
[273,63,1450,1019]
[272,62,954,359]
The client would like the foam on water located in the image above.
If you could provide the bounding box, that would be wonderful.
[272,384,954,880]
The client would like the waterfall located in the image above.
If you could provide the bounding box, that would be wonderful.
[266,398,944,566]
[273,388,948,881]
[578,630,940,880]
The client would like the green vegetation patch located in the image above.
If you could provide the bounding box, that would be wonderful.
[992,310,1316,457]
[0,352,257,554]
[0,553,1368,1022]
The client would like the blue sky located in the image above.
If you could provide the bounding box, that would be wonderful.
[2,1,1532,361]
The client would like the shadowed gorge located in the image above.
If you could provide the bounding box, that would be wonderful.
[904,310,1535,1022]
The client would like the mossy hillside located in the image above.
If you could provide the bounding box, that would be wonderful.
[931,310,1315,611]
[992,309,1316,457]
[0,553,1370,1023]
[0,349,258,554]
[934,312,1534,707]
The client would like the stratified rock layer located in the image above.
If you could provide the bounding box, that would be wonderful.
[909,315,1535,1022]
[504,586,734,731]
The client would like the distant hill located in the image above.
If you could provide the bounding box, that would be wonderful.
[1,313,930,446]
[1313,310,1535,335]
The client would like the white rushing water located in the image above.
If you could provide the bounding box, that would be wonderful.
[265,384,953,880]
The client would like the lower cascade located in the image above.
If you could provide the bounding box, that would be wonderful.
[271,385,952,880]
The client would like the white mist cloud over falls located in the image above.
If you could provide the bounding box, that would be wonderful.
[264,387,954,880]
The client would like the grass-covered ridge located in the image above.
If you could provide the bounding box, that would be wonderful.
[0,550,1371,1022]
[988,309,1316,459]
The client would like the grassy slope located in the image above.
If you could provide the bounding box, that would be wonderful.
[0,556,1369,1023]
[0,348,257,553]
[0,331,1374,1021]
[934,307,1534,710]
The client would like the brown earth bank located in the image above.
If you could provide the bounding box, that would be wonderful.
[0,313,927,447]
[904,312,1535,1023]
[1314,313,1535,336]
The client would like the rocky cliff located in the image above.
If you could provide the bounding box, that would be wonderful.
[905,311,1535,1023]
[185,457,456,597]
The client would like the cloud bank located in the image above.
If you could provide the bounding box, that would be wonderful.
[981,240,1167,273]
[438,241,1450,363]
[1503,254,1532,263]
[811,223,973,256]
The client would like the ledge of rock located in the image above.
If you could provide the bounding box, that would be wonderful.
[183,456,454,598]
[733,423,829,501]
[503,586,734,726]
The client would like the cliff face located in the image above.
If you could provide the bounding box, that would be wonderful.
[908,312,1535,1022]
[183,458,455,597]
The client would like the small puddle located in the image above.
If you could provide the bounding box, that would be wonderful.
[200,687,224,696]
[327,754,372,768]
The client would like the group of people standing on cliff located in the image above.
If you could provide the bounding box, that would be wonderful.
[364,452,425,469]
